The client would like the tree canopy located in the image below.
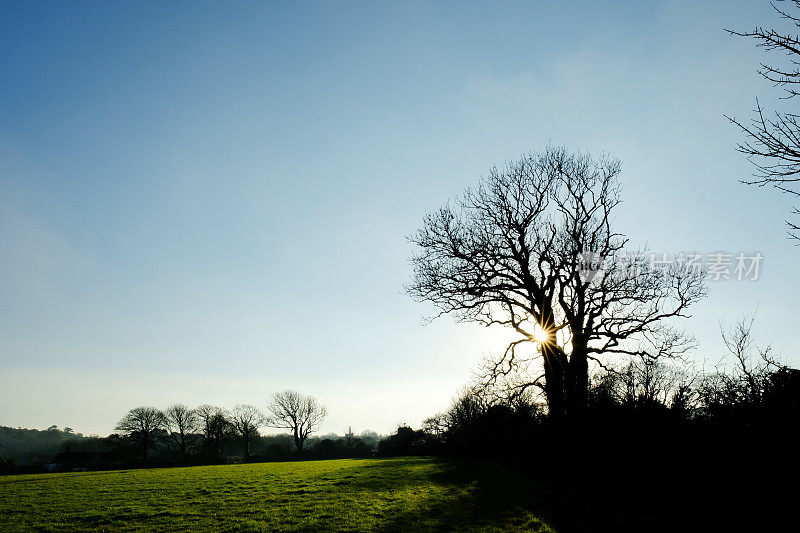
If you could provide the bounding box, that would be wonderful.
[408,146,706,417]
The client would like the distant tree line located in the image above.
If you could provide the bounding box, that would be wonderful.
[109,390,354,468]
[0,390,379,474]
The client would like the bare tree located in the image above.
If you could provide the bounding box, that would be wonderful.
[408,147,706,419]
[422,389,487,444]
[422,412,449,438]
[230,404,265,461]
[726,1,800,240]
[698,313,785,417]
[443,388,488,434]
[266,390,327,452]
[115,406,166,464]
[719,312,783,403]
[617,356,697,411]
[195,405,231,460]
[164,404,198,465]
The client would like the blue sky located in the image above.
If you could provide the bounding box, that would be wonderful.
[1,1,796,436]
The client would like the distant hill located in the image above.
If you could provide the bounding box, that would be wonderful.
[0,426,88,467]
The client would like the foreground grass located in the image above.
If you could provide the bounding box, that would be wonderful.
[0,457,556,532]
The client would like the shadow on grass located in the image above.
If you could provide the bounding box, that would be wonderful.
[338,457,669,532]
[327,458,560,532]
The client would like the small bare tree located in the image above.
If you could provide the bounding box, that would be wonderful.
[230,404,265,461]
[115,406,166,465]
[617,356,697,412]
[164,404,198,464]
[698,313,786,420]
[726,1,800,240]
[720,313,782,403]
[267,391,327,452]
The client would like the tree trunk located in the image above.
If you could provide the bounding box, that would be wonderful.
[179,432,187,465]
[567,338,589,418]
[540,305,567,419]
[542,343,567,419]
[293,429,303,453]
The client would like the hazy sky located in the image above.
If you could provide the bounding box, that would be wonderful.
[1,1,796,436]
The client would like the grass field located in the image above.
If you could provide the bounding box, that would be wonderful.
[0,457,558,532]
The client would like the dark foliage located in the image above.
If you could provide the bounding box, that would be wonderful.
[377,426,433,457]
[407,357,800,531]
[0,426,89,468]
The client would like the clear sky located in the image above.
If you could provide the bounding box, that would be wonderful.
[1,0,796,436]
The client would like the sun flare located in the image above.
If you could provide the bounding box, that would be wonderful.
[530,322,550,344]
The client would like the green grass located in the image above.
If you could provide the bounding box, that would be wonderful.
[0,457,557,532]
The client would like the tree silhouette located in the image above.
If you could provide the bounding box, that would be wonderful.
[115,406,166,465]
[267,391,327,452]
[230,404,265,461]
[195,405,231,460]
[408,147,706,418]
[164,404,198,465]
[726,0,800,240]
